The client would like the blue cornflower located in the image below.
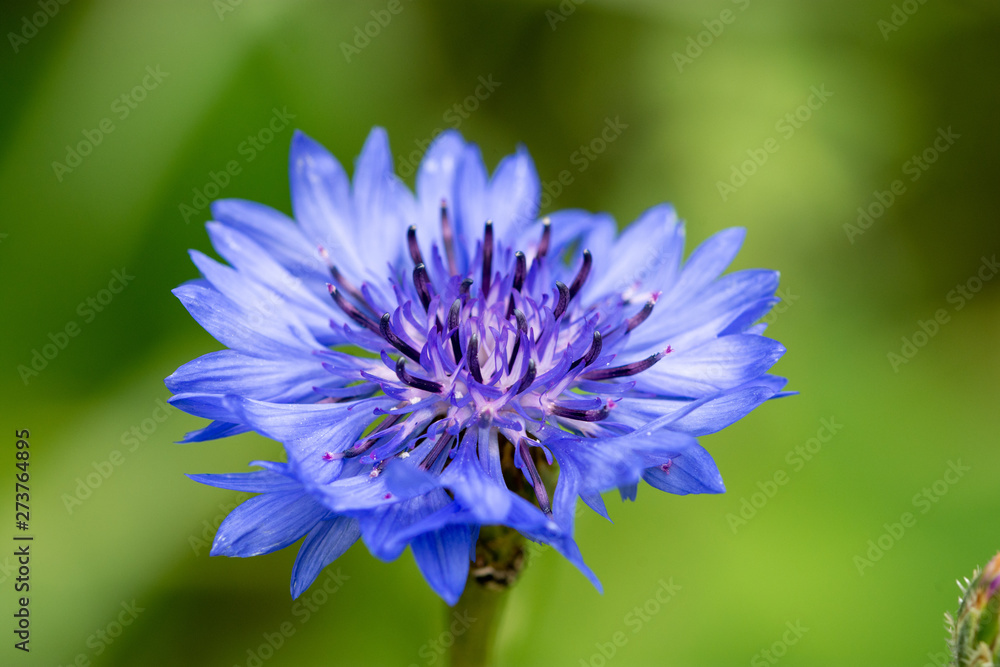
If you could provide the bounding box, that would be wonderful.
[167,127,788,604]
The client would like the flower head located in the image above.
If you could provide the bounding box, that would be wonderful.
[167,127,788,604]
[949,553,1000,666]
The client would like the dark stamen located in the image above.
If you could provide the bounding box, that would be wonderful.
[626,294,659,333]
[395,358,443,393]
[420,431,454,471]
[518,439,551,514]
[553,281,570,319]
[508,308,527,368]
[440,200,458,276]
[482,220,494,297]
[581,348,670,381]
[536,218,551,260]
[583,330,603,366]
[407,225,424,266]
[467,333,483,383]
[459,278,473,298]
[570,330,603,370]
[328,285,380,334]
[515,359,536,395]
[320,247,368,306]
[380,313,421,363]
[448,299,462,363]
[507,251,527,317]
[550,403,610,422]
[337,414,402,459]
[568,249,592,300]
[413,263,434,310]
[513,251,527,291]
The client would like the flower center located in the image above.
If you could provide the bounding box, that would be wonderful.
[320,201,669,511]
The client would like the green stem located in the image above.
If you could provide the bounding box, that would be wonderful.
[449,580,510,667]
[450,525,526,666]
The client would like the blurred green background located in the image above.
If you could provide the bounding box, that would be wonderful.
[2,0,999,664]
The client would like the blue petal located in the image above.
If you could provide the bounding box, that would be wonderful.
[288,131,359,275]
[188,465,300,493]
[353,127,414,273]
[642,443,725,495]
[668,384,780,436]
[633,334,785,397]
[177,419,248,443]
[166,350,330,403]
[411,524,473,605]
[226,396,392,485]
[211,199,325,281]
[488,145,540,241]
[205,222,342,338]
[666,227,746,299]
[172,283,318,358]
[358,489,452,561]
[211,491,328,557]
[584,204,683,300]
[416,130,467,242]
[290,516,360,598]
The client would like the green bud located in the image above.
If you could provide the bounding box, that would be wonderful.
[948,553,1000,666]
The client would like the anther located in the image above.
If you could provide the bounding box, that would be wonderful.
[626,292,659,333]
[448,299,462,363]
[412,263,434,310]
[508,308,527,368]
[570,330,603,370]
[320,246,368,305]
[515,359,536,395]
[518,439,551,514]
[552,281,570,319]
[568,249,592,300]
[507,251,527,317]
[328,285,380,334]
[407,225,424,265]
[379,313,421,363]
[440,200,458,276]
[482,220,494,297]
[550,403,610,422]
[420,431,454,471]
[581,347,671,381]
[537,218,551,260]
[395,358,443,393]
[467,333,484,383]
